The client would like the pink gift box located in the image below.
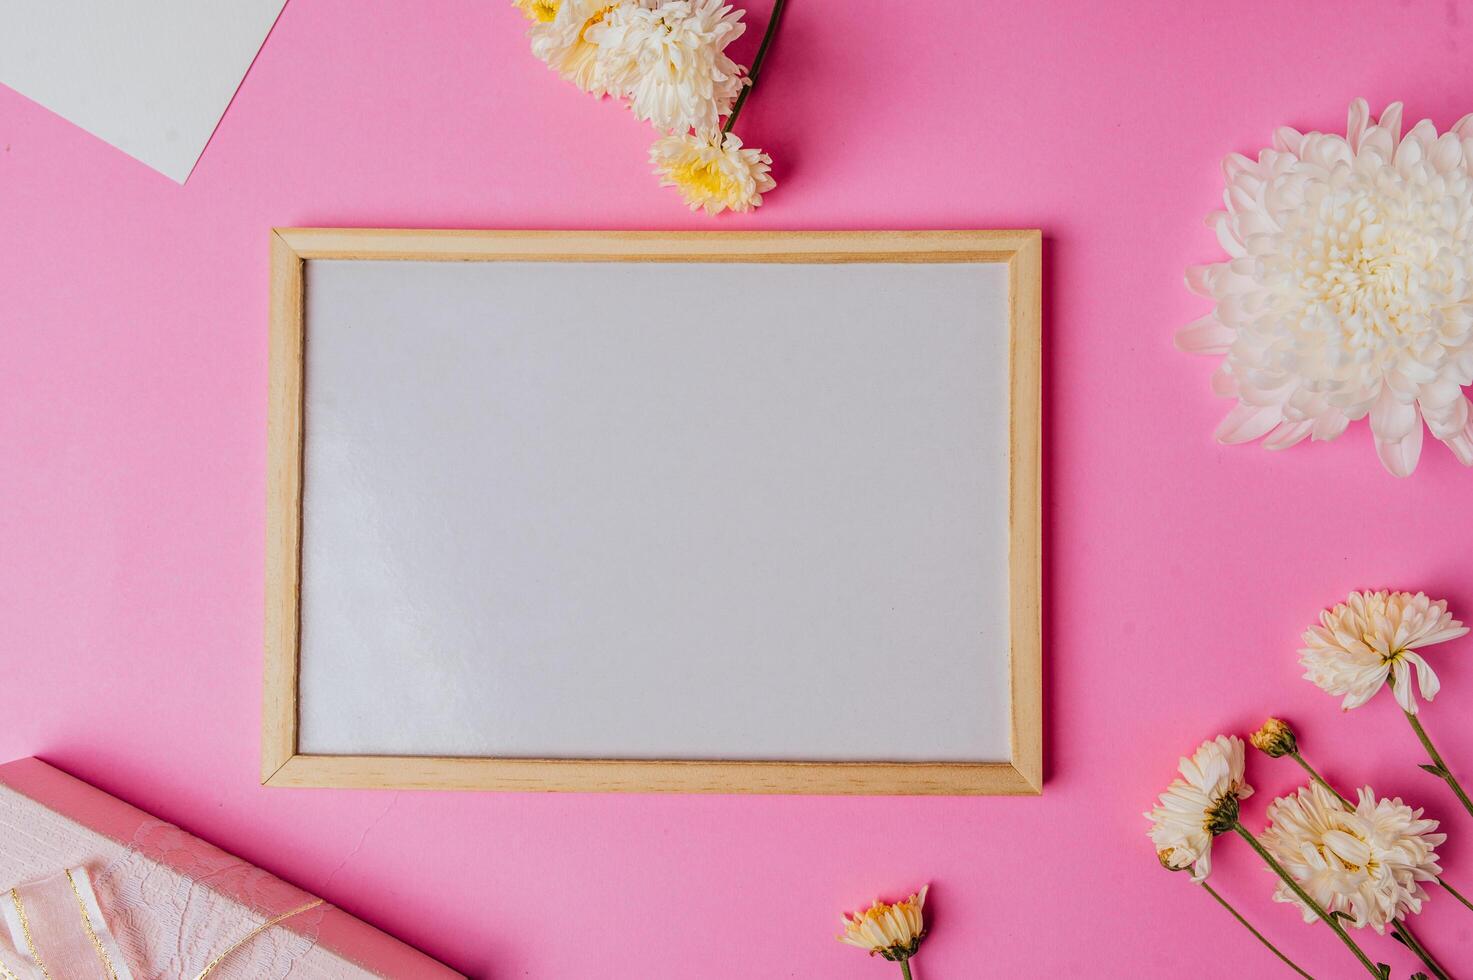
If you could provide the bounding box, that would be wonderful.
[0,758,462,979]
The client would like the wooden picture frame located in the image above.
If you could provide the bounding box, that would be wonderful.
[262,229,1042,795]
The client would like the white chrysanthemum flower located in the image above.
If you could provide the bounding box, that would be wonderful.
[1300,590,1468,714]
[1178,98,1473,477]
[649,131,774,214]
[1145,735,1254,882]
[530,0,620,94]
[1262,783,1444,932]
[588,0,746,133]
[837,886,929,963]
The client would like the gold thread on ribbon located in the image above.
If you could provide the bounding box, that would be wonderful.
[191,898,325,980]
[8,887,53,980]
[0,954,22,980]
[65,869,120,980]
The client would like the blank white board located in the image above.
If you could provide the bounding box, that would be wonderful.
[264,229,1042,794]
[0,0,287,182]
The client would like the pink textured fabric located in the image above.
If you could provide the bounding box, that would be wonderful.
[3,1,1473,977]
[0,761,460,979]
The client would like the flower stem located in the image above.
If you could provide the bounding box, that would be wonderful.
[1393,920,1451,980]
[1289,751,1353,808]
[1438,877,1473,914]
[899,960,913,980]
[1200,882,1314,979]
[721,0,788,135]
[1233,823,1384,978]
[1405,711,1473,819]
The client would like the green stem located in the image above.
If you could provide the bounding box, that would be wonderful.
[1290,752,1353,808]
[1393,920,1451,980]
[1234,824,1384,978]
[1405,711,1473,819]
[899,959,913,980]
[721,0,788,135]
[1200,882,1314,979]
[1438,877,1473,914]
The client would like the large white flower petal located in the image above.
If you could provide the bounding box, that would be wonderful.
[1215,403,1282,444]
[1405,651,1441,704]
[1263,419,1314,450]
[1370,391,1424,478]
[1175,315,1235,354]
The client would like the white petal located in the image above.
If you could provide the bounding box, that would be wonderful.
[1176,315,1235,354]
[1370,391,1424,477]
[1215,403,1282,444]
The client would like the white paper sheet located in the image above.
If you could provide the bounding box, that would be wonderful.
[0,0,288,183]
[296,259,1014,764]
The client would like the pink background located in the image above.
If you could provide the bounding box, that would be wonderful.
[3,0,1473,976]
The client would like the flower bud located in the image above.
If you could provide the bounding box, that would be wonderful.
[1250,718,1297,758]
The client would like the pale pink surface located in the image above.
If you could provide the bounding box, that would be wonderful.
[2,1,1473,976]
[0,759,459,978]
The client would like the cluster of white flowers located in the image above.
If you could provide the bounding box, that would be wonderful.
[1179,99,1473,477]
[1145,590,1470,975]
[516,0,776,214]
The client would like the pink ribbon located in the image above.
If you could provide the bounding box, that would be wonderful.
[1,868,131,980]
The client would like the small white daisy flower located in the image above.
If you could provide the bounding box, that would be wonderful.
[1145,735,1254,882]
[1300,590,1468,714]
[648,130,773,215]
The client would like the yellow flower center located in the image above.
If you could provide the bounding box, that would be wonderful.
[1314,840,1377,877]
[672,159,737,201]
[1370,638,1408,667]
[516,0,559,22]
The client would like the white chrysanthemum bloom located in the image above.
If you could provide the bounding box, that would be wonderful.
[837,886,929,963]
[529,0,620,94]
[1144,735,1254,883]
[649,131,774,215]
[1300,590,1468,714]
[588,0,746,133]
[1178,98,1473,477]
[1262,783,1444,932]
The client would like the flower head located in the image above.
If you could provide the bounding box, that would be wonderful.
[530,0,620,94]
[1300,590,1468,714]
[837,886,928,962]
[1145,735,1254,882]
[1262,782,1444,932]
[514,0,561,23]
[1250,718,1299,758]
[1178,99,1473,476]
[589,0,746,133]
[649,131,774,215]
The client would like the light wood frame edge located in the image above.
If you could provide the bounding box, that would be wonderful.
[262,229,1043,795]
